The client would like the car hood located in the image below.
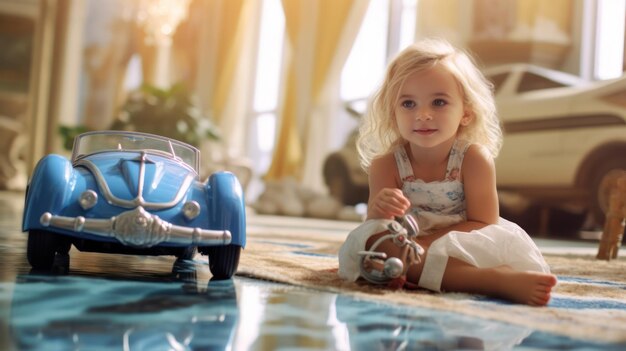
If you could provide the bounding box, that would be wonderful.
[77,152,196,209]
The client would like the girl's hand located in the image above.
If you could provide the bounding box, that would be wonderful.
[367,188,410,219]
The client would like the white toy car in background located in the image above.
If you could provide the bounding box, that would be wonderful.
[486,64,626,228]
[485,64,588,97]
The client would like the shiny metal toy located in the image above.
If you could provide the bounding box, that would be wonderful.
[358,215,424,288]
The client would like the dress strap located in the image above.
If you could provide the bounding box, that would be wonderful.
[444,139,471,181]
[394,145,416,182]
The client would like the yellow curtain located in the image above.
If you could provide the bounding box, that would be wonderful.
[207,0,247,124]
[173,0,247,125]
[265,64,303,179]
[174,0,258,164]
[265,0,369,186]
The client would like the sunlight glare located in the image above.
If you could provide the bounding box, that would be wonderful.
[595,0,626,80]
[253,0,285,111]
[340,0,389,100]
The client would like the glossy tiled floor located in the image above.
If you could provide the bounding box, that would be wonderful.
[0,191,622,351]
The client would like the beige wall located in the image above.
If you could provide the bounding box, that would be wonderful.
[417,0,575,69]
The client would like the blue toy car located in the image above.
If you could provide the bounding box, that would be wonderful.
[22,131,246,279]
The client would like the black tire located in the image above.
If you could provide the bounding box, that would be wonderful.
[175,246,197,260]
[589,157,626,228]
[205,244,241,280]
[27,230,62,270]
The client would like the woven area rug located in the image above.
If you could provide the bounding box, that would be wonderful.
[239,215,626,344]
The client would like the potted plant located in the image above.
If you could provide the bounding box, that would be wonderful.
[60,83,219,150]
[111,83,219,147]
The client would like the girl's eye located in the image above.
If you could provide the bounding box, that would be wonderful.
[401,100,416,109]
[433,99,447,107]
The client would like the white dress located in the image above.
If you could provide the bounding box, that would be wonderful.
[395,139,551,291]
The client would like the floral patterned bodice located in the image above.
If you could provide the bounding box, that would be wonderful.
[394,139,471,234]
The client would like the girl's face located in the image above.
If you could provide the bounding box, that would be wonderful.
[394,63,471,149]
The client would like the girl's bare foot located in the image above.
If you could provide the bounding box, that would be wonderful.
[440,258,557,306]
[493,266,558,306]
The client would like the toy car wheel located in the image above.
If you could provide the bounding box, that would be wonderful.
[175,246,197,260]
[205,244,241,280]
[27,230,64,270]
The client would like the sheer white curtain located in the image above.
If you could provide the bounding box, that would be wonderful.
[265,0,370,192]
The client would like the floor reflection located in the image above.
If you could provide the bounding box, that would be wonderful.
[5,268,626,351]
[1,191,625,350]
[10,269,237,351]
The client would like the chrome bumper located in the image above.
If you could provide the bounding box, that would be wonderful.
[39,206,231,248]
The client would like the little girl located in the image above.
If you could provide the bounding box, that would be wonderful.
[338,38,557,306]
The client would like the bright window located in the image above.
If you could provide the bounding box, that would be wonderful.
[341,0,417,102]
[398,0,418,51]
[340,0,389,101]
[248,0,417,182]
[248,0,284,177]
[336,0,416,149]
[253,0,285,112]
[595,0,626,79]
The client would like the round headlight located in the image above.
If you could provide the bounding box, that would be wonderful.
[182,201,201,220]
[79,190,98,210]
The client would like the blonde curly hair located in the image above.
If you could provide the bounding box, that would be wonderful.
[357,38,502,171]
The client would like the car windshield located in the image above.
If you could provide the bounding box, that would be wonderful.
[72,131,199,172]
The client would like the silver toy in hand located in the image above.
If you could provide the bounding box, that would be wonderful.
[358,215,424,288]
